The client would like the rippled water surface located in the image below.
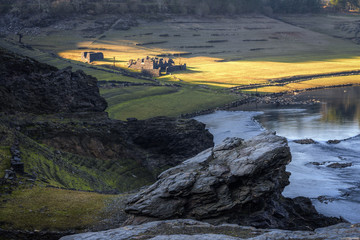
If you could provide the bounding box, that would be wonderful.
[194,86,360,223]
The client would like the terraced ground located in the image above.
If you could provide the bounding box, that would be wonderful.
[3,14,360,119]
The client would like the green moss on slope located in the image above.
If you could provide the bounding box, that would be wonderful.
[19,134,155,192]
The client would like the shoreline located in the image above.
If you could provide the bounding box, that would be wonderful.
[180,83,360,119]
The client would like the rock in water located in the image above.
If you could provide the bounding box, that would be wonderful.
[125,132,343,230]
[293,138,317,144]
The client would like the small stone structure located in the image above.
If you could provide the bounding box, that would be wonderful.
[128,56,186,77]
[10,141,24,174]
[81,52,104,63]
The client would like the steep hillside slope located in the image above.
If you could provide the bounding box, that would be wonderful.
[0,48,213,237]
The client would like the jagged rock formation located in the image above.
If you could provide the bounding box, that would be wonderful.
[0,48,107,113]
[125,132,343,230]
[60,219,360,240]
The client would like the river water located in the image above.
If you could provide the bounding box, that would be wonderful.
[194,86,360,223]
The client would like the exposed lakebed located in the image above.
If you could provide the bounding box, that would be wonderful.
[194,86,360,223]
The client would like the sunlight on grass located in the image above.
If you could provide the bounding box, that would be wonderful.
[54,15,360,89]
[61,40,360,88]
[253,75,360,93]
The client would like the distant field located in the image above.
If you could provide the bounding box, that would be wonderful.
[55,15,360,88]
[253,75,360,93]
[278,14,360,39]
[4,14,360,119]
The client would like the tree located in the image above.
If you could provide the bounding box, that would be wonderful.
[330,0,347,9]
[330,0,360,10]
[268,0,321,13]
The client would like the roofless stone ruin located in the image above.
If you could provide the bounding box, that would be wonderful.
[128,56,186,77]
[81,51,104,63]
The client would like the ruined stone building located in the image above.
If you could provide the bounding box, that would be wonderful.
[128,56,186,77]
[81,52,104,63]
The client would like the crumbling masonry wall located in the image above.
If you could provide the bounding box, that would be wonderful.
[81,52,104,63]
[128,56,186,77]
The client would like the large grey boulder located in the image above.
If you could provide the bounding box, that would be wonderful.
[125,132,343,230]
[60,219,360,240]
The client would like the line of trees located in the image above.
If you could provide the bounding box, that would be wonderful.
[0,0,326,18]
[330,0,360,10]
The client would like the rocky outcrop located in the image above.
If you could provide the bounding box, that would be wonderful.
[327,162,352,168]
[0,47,214,192]
[0,48,107,114]
[327,139,341,144]
[60,219,360,240]
[125,117,214,171]
[12,115,213,175]
[125,132,343,230]
[293,138,317,144]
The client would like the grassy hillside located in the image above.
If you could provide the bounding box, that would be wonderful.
[0,123,143,232]
[2,123,155,192]
[3,14,360,120]
[101,86,238,120]
[0,187,117,231]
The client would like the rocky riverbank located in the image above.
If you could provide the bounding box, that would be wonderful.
[0,47,214,238]
[0,46,356,240]
[125,132,342,230]
[62,133,356,240]
[61,219,360,240]
[180,91,321,119]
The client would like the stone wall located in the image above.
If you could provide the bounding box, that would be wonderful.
[128,56,186,77]
[142,68,161,77]
[81,52,104,63]
[166,64,186,73]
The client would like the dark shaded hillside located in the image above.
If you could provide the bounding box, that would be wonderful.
[0,48,107,114]
[0,47,214,193]
[0,0,322,18]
